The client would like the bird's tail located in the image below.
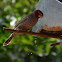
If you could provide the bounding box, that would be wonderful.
[3,33,15,46]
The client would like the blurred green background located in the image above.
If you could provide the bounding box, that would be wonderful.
[0,0,62,62]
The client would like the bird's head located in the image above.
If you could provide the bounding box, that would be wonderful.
[34,10,43,19]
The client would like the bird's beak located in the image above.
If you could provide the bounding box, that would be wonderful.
[39,14,43,18]
[38,12,43,18]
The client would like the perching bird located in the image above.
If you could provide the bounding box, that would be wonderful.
[3,10,43,46]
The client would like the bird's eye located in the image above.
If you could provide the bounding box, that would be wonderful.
[38,11,41,15]
[56,0,62,4]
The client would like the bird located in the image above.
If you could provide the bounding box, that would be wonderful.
[3,10,43,46]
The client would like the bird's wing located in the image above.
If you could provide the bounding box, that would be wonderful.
[15,13,34,28]
[15,16,28,28]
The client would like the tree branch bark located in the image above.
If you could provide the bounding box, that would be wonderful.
[3,27,62,39]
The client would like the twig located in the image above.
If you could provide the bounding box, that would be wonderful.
[3,27,62,39]
[51,42,60,46]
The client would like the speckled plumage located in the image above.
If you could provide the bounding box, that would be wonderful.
[3,10,43,46]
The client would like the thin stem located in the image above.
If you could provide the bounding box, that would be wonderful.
[51,42,60,46]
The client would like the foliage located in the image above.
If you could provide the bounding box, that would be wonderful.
[0,0,62,62]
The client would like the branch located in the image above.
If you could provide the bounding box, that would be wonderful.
[3,27,62,39]
[51,42,60,46]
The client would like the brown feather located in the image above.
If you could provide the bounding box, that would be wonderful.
[3,10,43,46]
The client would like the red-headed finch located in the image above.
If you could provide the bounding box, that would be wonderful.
[3,10,43,46]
